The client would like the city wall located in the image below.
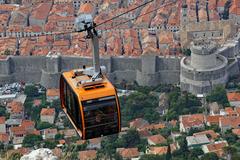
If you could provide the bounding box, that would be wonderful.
[0,55,181,88]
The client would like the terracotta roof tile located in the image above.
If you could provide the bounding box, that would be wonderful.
[0,133,9,143]
[7,101,23,114]
[193,130,219,140]
[79,3,94,14]
[148,134,166,145]
[220,116,240,128]
[232,128,240,136]
[0,116,5,124]
[40,108,55,116]
[147,146,168,155]
[10,126,26,135]
[46,89,60,97]
[206,115,223,125]
[180,114,205,129]
[227,92,240,102]
[129,118,149,130]
[79,150,97,160]
[205,141,228,157]
[21,120,35,129]
[30,3,52,20]
[117,148,140,159]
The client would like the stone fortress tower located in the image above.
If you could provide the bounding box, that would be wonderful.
[180,40,229,95]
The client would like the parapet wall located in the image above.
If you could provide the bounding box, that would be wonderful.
[0,55,181,88]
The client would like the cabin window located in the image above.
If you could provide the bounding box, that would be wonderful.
[63,79,82,130]
[82,96,118,138]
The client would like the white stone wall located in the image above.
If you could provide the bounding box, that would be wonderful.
[0,124,6,133]
[12,136,24,144]
[229,101,240,107]
[41,115,55,124]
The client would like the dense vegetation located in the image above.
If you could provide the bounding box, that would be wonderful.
[206,85,229,107]
[164,89,202,120]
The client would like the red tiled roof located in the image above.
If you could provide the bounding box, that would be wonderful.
[180,114,205,129]
[0,133,9,143]
[206,115,223,125]
[129,118,149,129]
[227,92,240,102]
[79,3,94,14]
[79,150,97,160]
[46,88,60,97]
[193,130,219,140]
[147,146,168,155]
[59,139,65,144]
[40,108,55,116]
[140,123,165,131]
[117,148,140,159]
[21,120,35,129]
[0,117,5,124]
[30,3,52,20]
[10,126,26,135]
[205,141,228,157]
[232,128,240,136]
[7,101,23,114]
[220,116,240,128]
[148,134,166,145]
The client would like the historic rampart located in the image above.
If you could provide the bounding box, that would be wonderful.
[0,55,181,88]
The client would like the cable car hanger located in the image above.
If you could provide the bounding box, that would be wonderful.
[73,14,107,86]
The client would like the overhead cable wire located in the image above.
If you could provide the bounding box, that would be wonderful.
[95,0,154,27]
[104,1,175,31]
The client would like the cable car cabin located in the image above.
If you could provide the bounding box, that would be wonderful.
[60,69,121,140]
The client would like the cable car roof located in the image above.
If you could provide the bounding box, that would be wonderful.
[62,71,116,101]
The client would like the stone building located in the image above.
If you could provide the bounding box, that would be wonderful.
[180,40,238,95]
[179,4,237,48]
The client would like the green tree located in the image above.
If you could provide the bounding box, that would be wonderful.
[222,131,238,145]
[69,151,78,159]
[166,90,201,121]
[140,154,165,160]
[0,106,6,117]
[99,134,119,159]
[207,85,229,107]
[36,121,53,130]
[137,139,148,152]
[113,153,123,160]
[200,152,218,160]
[182,48,191,56]
[8,153,22,160]
[223,146,237,160]
[121,129,141,148]
[166,145,172,160]
[55,133,64,140]
[0,142,4,151]
[23,134,42,148]
[75,143,87,151]
[188,148,204,158]
[177,136,188,153]
[120,91,159,125]
[24,85,39,97]
[43,141,57,149]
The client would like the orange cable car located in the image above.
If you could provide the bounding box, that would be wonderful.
[60,15,121,139]
[60,71,121,139]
